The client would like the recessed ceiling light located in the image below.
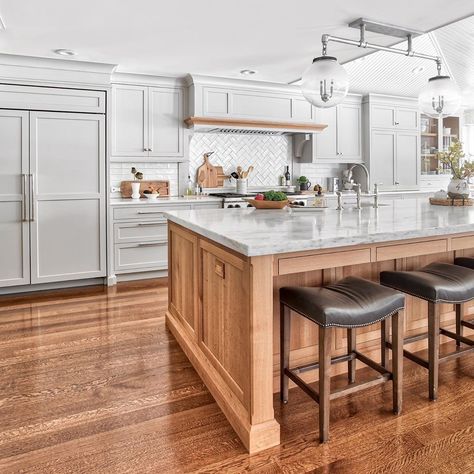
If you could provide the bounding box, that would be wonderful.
[412,66,424,75]
[240,69,256,76]
[53,49,77,57]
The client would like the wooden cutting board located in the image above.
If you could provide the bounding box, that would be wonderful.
[215,166,230,187]
[120,180,169,198]
[196,156,219,188]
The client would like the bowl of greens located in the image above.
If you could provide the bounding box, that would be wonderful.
[245,190,288,209]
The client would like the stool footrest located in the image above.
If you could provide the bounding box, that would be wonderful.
[285,349,393,407]
[292,353,355,374]
[330,374,391,400]
[439,328,474,347]
[439,345,474,363]
[461,319,474,331]
[385,340,429,369]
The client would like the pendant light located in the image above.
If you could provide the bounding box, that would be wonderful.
[300,37,349,108]
[418,61,461,118]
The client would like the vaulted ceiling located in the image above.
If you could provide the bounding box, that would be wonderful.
[345,15,474,107]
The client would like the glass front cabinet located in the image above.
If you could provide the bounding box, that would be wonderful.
[420,114,461,176]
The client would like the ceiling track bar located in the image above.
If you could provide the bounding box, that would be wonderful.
[322,21,441,67]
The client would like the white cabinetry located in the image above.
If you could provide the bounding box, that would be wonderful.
[294,95,362,163]
[112,84,184,160]
[363,95,420,191]
[0,85,106,291]
[110,201,221,281]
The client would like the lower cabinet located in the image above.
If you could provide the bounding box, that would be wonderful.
[111,201,221,279]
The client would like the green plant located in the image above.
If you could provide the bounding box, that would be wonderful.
[296,176,309,184]
[438,140,472,180]
[263,190,287,201]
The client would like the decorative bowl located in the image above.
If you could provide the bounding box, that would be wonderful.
[144,193,159,200]
[245,199,288,209]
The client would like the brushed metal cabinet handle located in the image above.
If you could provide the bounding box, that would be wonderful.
[21,174,27,221]
[137,222,165,226]
[30,174,35,222]
[137,242,166,247]
[137,211,164,215]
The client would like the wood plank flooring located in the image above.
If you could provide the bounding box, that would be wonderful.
[0,279,473,473]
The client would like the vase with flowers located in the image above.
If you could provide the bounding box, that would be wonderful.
[438,140,473,199]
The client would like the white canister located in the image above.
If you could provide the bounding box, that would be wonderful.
[131,182,141,199]
[236,179,248,194]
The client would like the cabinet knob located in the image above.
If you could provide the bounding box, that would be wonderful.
[394,121,400,125]
[395,181,400,185]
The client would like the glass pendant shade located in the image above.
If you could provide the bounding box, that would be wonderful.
[418,75,461,118]
[301,56,349,108]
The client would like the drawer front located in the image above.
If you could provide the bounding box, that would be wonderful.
[192,203,222,209]
[451,235,474,251]
[114,222,167,244]
[278,248,371,275]
[113,204,192,221]
[376,239,447,261]
[114,242,168,273]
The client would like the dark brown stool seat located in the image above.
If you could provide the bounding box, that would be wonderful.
[381,262,474,401]
[280,276,405,443]
[381,262,474,303]
[280,276,405,328]
[454,256,474,270]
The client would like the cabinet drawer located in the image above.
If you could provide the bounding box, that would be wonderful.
[114,222,167,244]
[451,235,474,251]
[376,239,447,261]
[113,204,191,221]
[114,242,168,273]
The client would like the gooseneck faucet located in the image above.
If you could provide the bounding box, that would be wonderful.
[348,163,370,193]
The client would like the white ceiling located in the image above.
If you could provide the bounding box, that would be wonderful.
[0,0,472,84]
[345,16,474,107]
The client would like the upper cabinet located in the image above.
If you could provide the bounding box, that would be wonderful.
[294,95,362,163]
[363,94,420,191]
[112,83,184,160]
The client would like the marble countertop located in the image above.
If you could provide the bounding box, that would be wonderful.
[165,197,474,257]
[110,196,223,206]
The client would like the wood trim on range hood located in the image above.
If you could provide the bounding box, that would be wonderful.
[184,116,327,134]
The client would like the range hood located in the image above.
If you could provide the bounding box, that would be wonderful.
[184,116,327,136]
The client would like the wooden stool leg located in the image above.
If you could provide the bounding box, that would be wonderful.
[280,303,290,403]
[391,312,403,414]
[456,304,464,347]
[319,326,332,443]
[381,319,390,369]
[347,328,356,383]
[428,302,440,401]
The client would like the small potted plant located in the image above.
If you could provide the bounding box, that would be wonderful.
[131,167,143,199]
[438,140,473,199]
[296,175,311,191]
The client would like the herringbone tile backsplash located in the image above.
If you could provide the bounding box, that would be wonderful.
[189,133,292,186]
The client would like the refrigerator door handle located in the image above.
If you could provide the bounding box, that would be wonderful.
[21,174,27,221]
[30,174,35,222]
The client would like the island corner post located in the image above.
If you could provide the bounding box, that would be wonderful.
[165,220,474,454]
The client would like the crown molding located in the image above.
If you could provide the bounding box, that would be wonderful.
[111,71,186,87]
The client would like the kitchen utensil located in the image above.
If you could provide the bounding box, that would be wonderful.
[242,165,254,179]
[236,179,248,194]
[120,180,169,198]
[237,166,243,178]
[230,172,239,180]
[245,198,288,209]
[196,152,219,188]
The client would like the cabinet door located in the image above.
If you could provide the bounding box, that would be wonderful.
[337,103,361,160]
[371,105,396,129]
[396,132,419,189]
[371,130,395,189]
[313,106,338,160]
[29,112,106,283]
[149,87,184,157]
[112,85,148,156]
[396,108,418,131]
[0,110,30,287]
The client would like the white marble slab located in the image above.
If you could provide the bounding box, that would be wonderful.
[164,197,474,256]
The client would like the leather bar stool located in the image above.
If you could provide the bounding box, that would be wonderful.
[454,257,474,340]
[381,262,474,401]
[280,276,405,443]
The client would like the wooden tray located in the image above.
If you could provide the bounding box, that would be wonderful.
[120,180,169,198]
[245,199,288,209]
[429,197,473,206]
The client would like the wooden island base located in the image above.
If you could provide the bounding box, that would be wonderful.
[166,222,474,453]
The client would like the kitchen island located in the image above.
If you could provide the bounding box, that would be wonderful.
[164,198,474,453]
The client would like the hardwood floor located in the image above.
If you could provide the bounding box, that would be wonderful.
[0,279,473,473]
